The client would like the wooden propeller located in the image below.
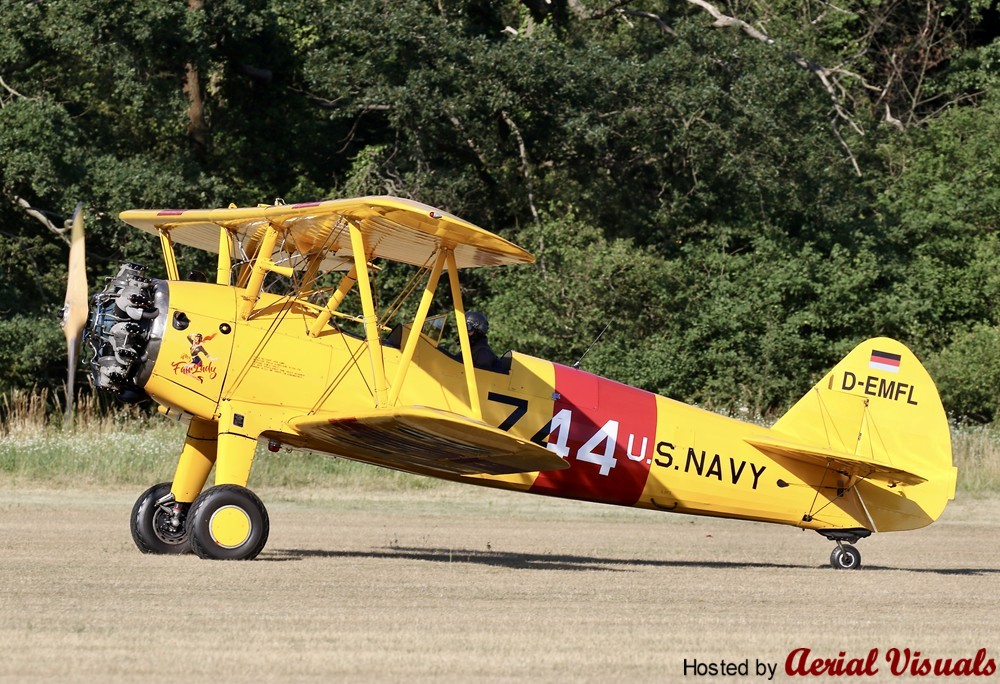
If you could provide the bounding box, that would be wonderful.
[61,204,88,425]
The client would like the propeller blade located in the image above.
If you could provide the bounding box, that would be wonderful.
[66,337,79,425]
[62,204,88,424]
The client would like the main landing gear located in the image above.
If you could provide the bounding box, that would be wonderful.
[130,483,270,560]
[818,528,870,570]
[130,411,271,560]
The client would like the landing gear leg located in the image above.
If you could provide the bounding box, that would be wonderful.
[169,417,218,504]
[186,403,269,560]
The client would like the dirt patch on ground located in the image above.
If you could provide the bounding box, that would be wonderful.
[1,482,998,682]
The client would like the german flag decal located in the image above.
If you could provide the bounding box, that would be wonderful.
[869,349,901,373]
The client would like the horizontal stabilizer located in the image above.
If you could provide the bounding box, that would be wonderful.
[745,435,927,486]
[289,407,569,476]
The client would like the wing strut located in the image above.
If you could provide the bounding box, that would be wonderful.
[158,228,180,281]
[216,226,233,285]
[309,266,359,336]
[349,221,388,406]
[388,249,447,406]
[239,223,295,319]
[447,250,482,421]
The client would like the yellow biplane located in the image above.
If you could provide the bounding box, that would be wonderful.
[64,196,956,567]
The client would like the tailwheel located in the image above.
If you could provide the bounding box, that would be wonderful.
[830,543,862,570]
[188,485,269,560]
[131,482,191,554]
[817,528,869,570]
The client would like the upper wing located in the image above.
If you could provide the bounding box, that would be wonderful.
[287,406,569,477]
[744,435,927,486]
[119,195,534,273]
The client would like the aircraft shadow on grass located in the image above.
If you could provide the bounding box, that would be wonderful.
[262,547,1000,575]
[266,546,793,571]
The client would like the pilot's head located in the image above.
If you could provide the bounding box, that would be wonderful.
[467,311,489,340]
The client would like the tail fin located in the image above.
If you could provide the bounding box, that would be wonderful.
[768,337,956,532]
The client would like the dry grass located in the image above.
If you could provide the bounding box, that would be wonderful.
[951,424,1000,493]
[0,389,436,490]
[0,483,997,683]
[0,388,149,437]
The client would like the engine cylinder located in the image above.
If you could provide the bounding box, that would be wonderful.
[84,263,168,402]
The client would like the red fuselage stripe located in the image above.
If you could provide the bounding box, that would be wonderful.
[529,365,657,506]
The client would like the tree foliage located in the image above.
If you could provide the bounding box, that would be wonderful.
[0,0,997,419]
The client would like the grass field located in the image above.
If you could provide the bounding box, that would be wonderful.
[0,482,998,683]
[2,393,999,681]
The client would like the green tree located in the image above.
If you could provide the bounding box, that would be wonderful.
[0,0,997,420]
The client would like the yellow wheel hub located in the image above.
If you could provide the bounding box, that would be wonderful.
[209,505,252,548]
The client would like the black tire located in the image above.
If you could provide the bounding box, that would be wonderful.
[188,485,269,560]
[130,482,191,554]
[830,544,862,570]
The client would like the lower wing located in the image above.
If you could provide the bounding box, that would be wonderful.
[287,407,569,476]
